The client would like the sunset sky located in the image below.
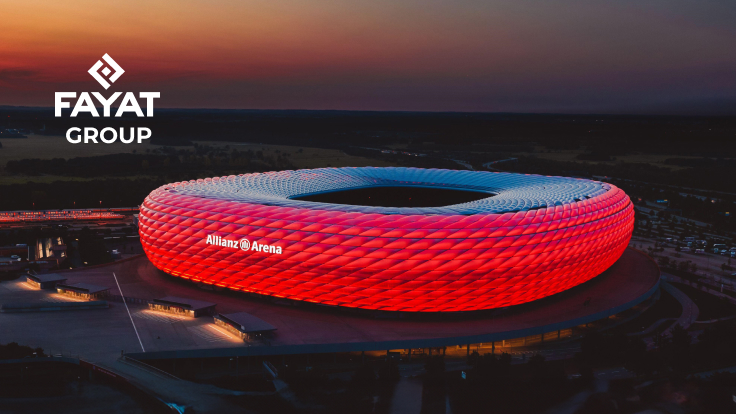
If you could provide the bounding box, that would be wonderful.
[1,0,735,113]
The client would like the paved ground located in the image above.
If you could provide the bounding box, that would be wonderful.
[0,249,659,412]
[0,248,660,361]
[543,367,635,414]
[388,377,423,414]
[0,280,245,360]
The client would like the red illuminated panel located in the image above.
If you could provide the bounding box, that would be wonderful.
[138,169,634,312]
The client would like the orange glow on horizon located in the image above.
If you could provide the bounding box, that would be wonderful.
[2,0,735,112]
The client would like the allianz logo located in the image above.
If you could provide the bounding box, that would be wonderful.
[206,234,283,255]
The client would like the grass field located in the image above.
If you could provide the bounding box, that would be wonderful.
[381,141,702,171]
[0,134,164,166]
[519,147,701,171]
[605,289,682,335]
[0,135,703,173]
[203,141,395,169]
[0,135,397,185]
[671,282,736,321]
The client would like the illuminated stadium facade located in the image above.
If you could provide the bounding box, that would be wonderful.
[139,167,634,312]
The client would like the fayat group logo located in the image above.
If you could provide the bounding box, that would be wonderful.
[55,53,160,144]
[206,234,283,255]
[88,54,125,90]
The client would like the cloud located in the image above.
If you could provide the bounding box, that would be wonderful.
[0,68,38,80]
[0,69,43,89]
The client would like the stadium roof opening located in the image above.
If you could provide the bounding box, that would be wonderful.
[292,186,492,208]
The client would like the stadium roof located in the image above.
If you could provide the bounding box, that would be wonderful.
[161,167,609,215]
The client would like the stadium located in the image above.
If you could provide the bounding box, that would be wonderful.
[138,167,634,312]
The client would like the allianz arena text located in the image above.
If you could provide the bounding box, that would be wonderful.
[139,167,634,312]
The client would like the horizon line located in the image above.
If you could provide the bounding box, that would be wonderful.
[1,105,734,118]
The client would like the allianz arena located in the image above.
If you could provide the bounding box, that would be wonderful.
[138,167,634,312]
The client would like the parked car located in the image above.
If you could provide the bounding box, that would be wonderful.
[713,244,728,254]
[695,249,705,255]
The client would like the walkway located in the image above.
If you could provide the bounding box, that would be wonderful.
[660,282,699,335]
[388,377,423,414]
[627,318,676,337]
[101,358,250,414]
[543,369,630,414]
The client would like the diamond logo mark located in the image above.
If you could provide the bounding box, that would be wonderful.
[88,54,125,89]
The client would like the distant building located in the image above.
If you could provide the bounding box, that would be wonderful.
[36,237,67,261]
[0,208,133,224]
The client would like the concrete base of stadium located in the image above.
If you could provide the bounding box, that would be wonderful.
[0,247,659,362]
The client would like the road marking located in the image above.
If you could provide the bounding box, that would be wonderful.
[113,272,145,352]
